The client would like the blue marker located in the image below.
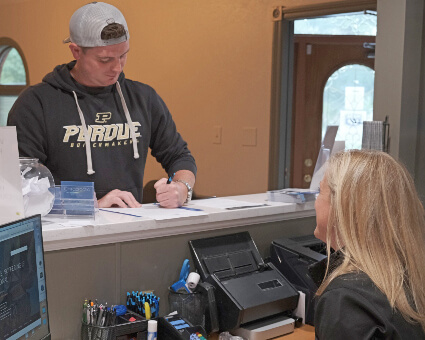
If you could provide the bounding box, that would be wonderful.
[179,206,203,212]
[99,209,143,218]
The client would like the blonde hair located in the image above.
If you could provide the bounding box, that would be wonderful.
[317,149,425,331]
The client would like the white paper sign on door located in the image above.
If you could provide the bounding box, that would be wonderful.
[0,127,24,224]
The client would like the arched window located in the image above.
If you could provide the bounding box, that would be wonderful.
[0,38,29,126]
[322,64,375,149]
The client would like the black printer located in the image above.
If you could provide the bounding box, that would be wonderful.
[270,235,327,325]
[189,232,299,332]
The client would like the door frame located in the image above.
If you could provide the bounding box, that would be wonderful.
[268,19,294,190]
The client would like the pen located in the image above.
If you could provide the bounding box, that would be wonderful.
[82,299,88,324]
[153,203,203,212]
[103,309,110,327]
[92,306,96,326]
[99,208,143,218]
[225,204,269,210]
[144,302,151,320]
[101,310,107,326]
[167,172,176,184]
[112,309,117,325]
[179,206,203,212]
[97,305,104,326]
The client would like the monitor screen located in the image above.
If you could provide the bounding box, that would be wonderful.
[0,215,50,340]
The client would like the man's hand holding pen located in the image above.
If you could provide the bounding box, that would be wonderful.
[154,170,195,208]
[154,178,187,208]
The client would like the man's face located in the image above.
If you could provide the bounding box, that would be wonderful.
[73,40,130,87]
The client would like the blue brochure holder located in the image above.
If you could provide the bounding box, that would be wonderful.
[49,181,97,218]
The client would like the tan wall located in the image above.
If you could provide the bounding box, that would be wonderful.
[0,0,369,198]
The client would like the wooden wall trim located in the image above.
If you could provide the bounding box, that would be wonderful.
[0,85,26,95]
[268,20,283,190]
[279,0,377,20]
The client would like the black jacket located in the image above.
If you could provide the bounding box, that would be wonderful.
[7,61,196,200]
[310,253,425,339]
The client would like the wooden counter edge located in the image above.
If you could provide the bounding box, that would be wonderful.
[208,324,315,339]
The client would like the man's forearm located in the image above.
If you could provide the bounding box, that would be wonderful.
[172,170,195,188]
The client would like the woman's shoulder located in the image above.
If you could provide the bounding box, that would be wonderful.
[324,271,392,314]
[317,272,425,339]
[321,271,387,312]
[326,271,376,292]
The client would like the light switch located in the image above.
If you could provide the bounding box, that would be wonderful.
[242,127,257,146]
[213,126,222,144]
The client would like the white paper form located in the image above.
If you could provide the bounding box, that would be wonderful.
[192,198,268,210]
[0,127,25,224]
[100,203,207,220]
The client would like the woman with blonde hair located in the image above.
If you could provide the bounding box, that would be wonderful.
[310,149,425,339]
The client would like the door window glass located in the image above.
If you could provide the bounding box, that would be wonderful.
[0,48,26,85]
[0,96,18,126]
[322,64,375,149]
[295,12,377,36]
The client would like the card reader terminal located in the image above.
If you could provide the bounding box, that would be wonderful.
[158,314,208,340]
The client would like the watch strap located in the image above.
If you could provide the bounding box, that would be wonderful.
[175,180,193,203]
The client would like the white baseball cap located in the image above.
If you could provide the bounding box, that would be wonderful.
[63,2,129,47]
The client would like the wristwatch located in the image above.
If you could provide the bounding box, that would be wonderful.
[175,180,193,203]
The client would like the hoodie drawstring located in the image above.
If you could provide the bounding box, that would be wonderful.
[72,91,95,175]
[72,82,140,175]
[115,81,140,159]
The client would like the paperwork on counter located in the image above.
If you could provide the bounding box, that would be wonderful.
[42,198,275,227]
[191,198,269,210]
[101,203,207,220]
[101,198,270,219]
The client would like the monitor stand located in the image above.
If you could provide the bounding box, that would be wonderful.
[232,314,295,340]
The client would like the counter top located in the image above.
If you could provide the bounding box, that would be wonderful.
[41,193,315,252]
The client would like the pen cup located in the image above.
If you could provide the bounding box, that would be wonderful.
[168,287,206,328]
[81,321,115,340]
[81,311,147,340]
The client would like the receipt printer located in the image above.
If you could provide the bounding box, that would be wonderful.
[189,232,299,331]
[270,235,326,325]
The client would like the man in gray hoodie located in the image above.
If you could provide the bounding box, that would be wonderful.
[8,2,196,209]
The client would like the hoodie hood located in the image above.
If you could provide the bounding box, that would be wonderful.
[42,61,126,97]
[42,61,138,175]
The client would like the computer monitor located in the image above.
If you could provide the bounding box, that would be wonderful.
[0,215,51,340]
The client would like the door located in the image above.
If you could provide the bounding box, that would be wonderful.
[290,35,375,188]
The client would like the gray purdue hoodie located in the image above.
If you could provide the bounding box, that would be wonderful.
[8,61,196,201]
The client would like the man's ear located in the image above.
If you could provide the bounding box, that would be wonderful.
[69,43,82,60]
